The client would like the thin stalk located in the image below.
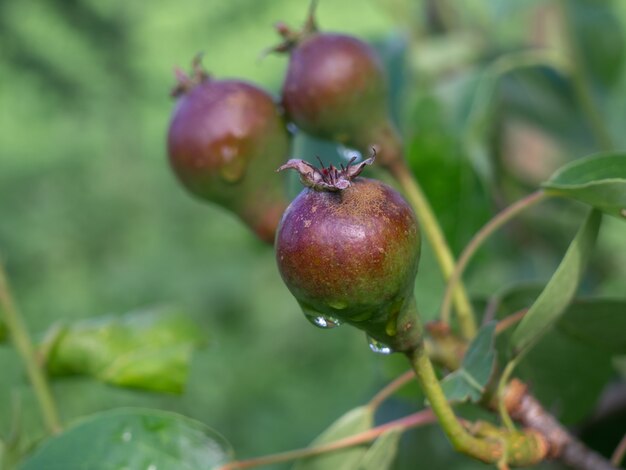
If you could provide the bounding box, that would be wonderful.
[495,309,528,335]
[0,263,61,434]
[389,160,477,339]
[369,308,525,413]
[440,190,547,325]
[406,343,503,462]
[496,361,519,433]
[404,304,547,465]
[218,409,436,470]
[368,370,415,410]
[612,433,626,467]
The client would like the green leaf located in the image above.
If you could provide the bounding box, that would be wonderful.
[462,53,573,188]
[491,286,620,422]
[491,284,626,353]
[293,406,373,470]
[510,210,602,358]
[499,68,588,151]
[44,307,205,394]
[20,408,233,470]
[557,299,626,354]
[440,322,496,403]
[517,329,613,425]
[564,0,625,89]
[463,69,499,187]
[491,282,543,317]
[543,153,626,219]
[357,428,402,470]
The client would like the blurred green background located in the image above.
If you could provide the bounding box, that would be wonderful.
[1,0,625,468]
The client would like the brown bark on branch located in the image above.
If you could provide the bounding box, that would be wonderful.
[507,380,618,470]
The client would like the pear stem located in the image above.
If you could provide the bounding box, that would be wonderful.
[0,261,61,434]
[439,190,547,325]
[388,160,477,339]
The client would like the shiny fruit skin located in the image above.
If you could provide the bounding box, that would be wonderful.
[281,33,402,166]
[168,79,290,243]
[276,177,420,347]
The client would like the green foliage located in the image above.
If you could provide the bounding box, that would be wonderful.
[293,406,373,470]
[292,406,403,470]
[565,0,626,89]
[440,322,496,403]
[20,408,233,470]
[1,0,626,469]
[493,285,619,424]
[543,153,626,219]
[358,428,402,470]
[43,307,205,394]
[490,284,626,355]
[510,209,602,358]
[558,299,626,354]
[0,0,385,460]
[518,327,614,424]
[405,90,492,258]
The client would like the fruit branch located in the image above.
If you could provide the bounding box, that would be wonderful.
[398,302,546,466]
[389,159,477,339]
[439,190,547,325]
[0,261,61,434]
[368,307,530,411]
[405,338,548,466]
[507,380,619,470]
[367,315,617,469]
[217,409,436,470]
[407,336,618,469]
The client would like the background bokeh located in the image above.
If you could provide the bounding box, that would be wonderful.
[1,0,625,468]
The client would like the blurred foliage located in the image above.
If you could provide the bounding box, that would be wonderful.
[0,0,392,463]
[293,406,373,470]
[543,153,626,218]
[510,209,601,358]
[1,0,625,468]
[440,322,496,404]
[43,307,205,393]
[492,285,616,425]
[20,408,234,470]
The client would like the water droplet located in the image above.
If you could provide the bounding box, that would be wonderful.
[147,464,157,470]
[300,304,343,329]
[367,335,393,354]
[303,311,342,329]
[621,208,626,218]
[121,430,132,443]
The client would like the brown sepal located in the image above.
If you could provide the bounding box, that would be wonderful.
[170,53,211,98]
[277,153,375,191]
